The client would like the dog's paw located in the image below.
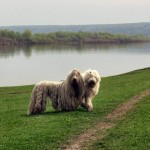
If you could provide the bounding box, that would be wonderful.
[87,105,93,112]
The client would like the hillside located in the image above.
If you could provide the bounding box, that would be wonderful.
[0,22,150,36]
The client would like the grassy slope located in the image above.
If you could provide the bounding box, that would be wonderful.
[0,68,150,150]
[92,94,150,150]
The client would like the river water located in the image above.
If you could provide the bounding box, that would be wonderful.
[0,43,150,87]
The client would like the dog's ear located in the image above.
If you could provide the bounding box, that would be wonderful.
[92,70,101,82]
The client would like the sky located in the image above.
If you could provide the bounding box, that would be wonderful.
[0,0,150,26]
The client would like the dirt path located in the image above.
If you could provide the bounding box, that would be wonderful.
[63,89,150,150]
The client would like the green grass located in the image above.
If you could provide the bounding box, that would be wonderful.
[0,68,150,150]
[92,95,150,150]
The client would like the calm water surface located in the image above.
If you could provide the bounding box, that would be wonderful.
[0,43,150,87]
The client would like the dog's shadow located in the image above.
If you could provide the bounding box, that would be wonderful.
[22,107,88,118]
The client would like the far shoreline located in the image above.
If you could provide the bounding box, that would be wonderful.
[0,37,150,47]
[0,30,150,46]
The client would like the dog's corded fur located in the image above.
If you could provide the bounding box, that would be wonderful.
[28,70,84,115]
[28,81,62,115]
[58,70,84,111]
[81,69,101,111]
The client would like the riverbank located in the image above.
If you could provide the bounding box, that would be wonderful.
[0,68,150,149]
[0,30,150,46]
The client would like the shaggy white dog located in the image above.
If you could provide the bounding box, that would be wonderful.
[82,69,101,111]
[28,70,84,115]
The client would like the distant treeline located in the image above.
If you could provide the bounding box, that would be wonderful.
[0,29,150,46]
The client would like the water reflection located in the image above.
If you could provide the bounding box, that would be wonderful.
[1,43,150,58]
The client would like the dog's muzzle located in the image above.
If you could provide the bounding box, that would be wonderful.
[88,80,96,88]
[71,77,78,87]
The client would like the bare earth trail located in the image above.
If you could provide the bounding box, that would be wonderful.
[63,89,150,150]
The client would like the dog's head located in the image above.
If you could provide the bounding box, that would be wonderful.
[67,69,84,98]
[68,69,82,87]
[83,69,101,89]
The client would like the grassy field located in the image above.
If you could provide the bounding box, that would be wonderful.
[0,68,150,150]
[92,94,150,150]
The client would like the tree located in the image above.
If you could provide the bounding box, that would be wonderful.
[22,30,32,41]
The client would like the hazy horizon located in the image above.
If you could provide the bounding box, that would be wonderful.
[0,22,150,27]
[0,0,150,26]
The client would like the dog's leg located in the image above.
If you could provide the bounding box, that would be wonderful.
[87,99,93,111]
[85,97,93,112]
[41,92,47,112]
[81,95,93,111]
[52,101,59,110]
[34,86,43,114]
[81,97,87,108]
[52,98,59,110]
[27,86,37,115]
